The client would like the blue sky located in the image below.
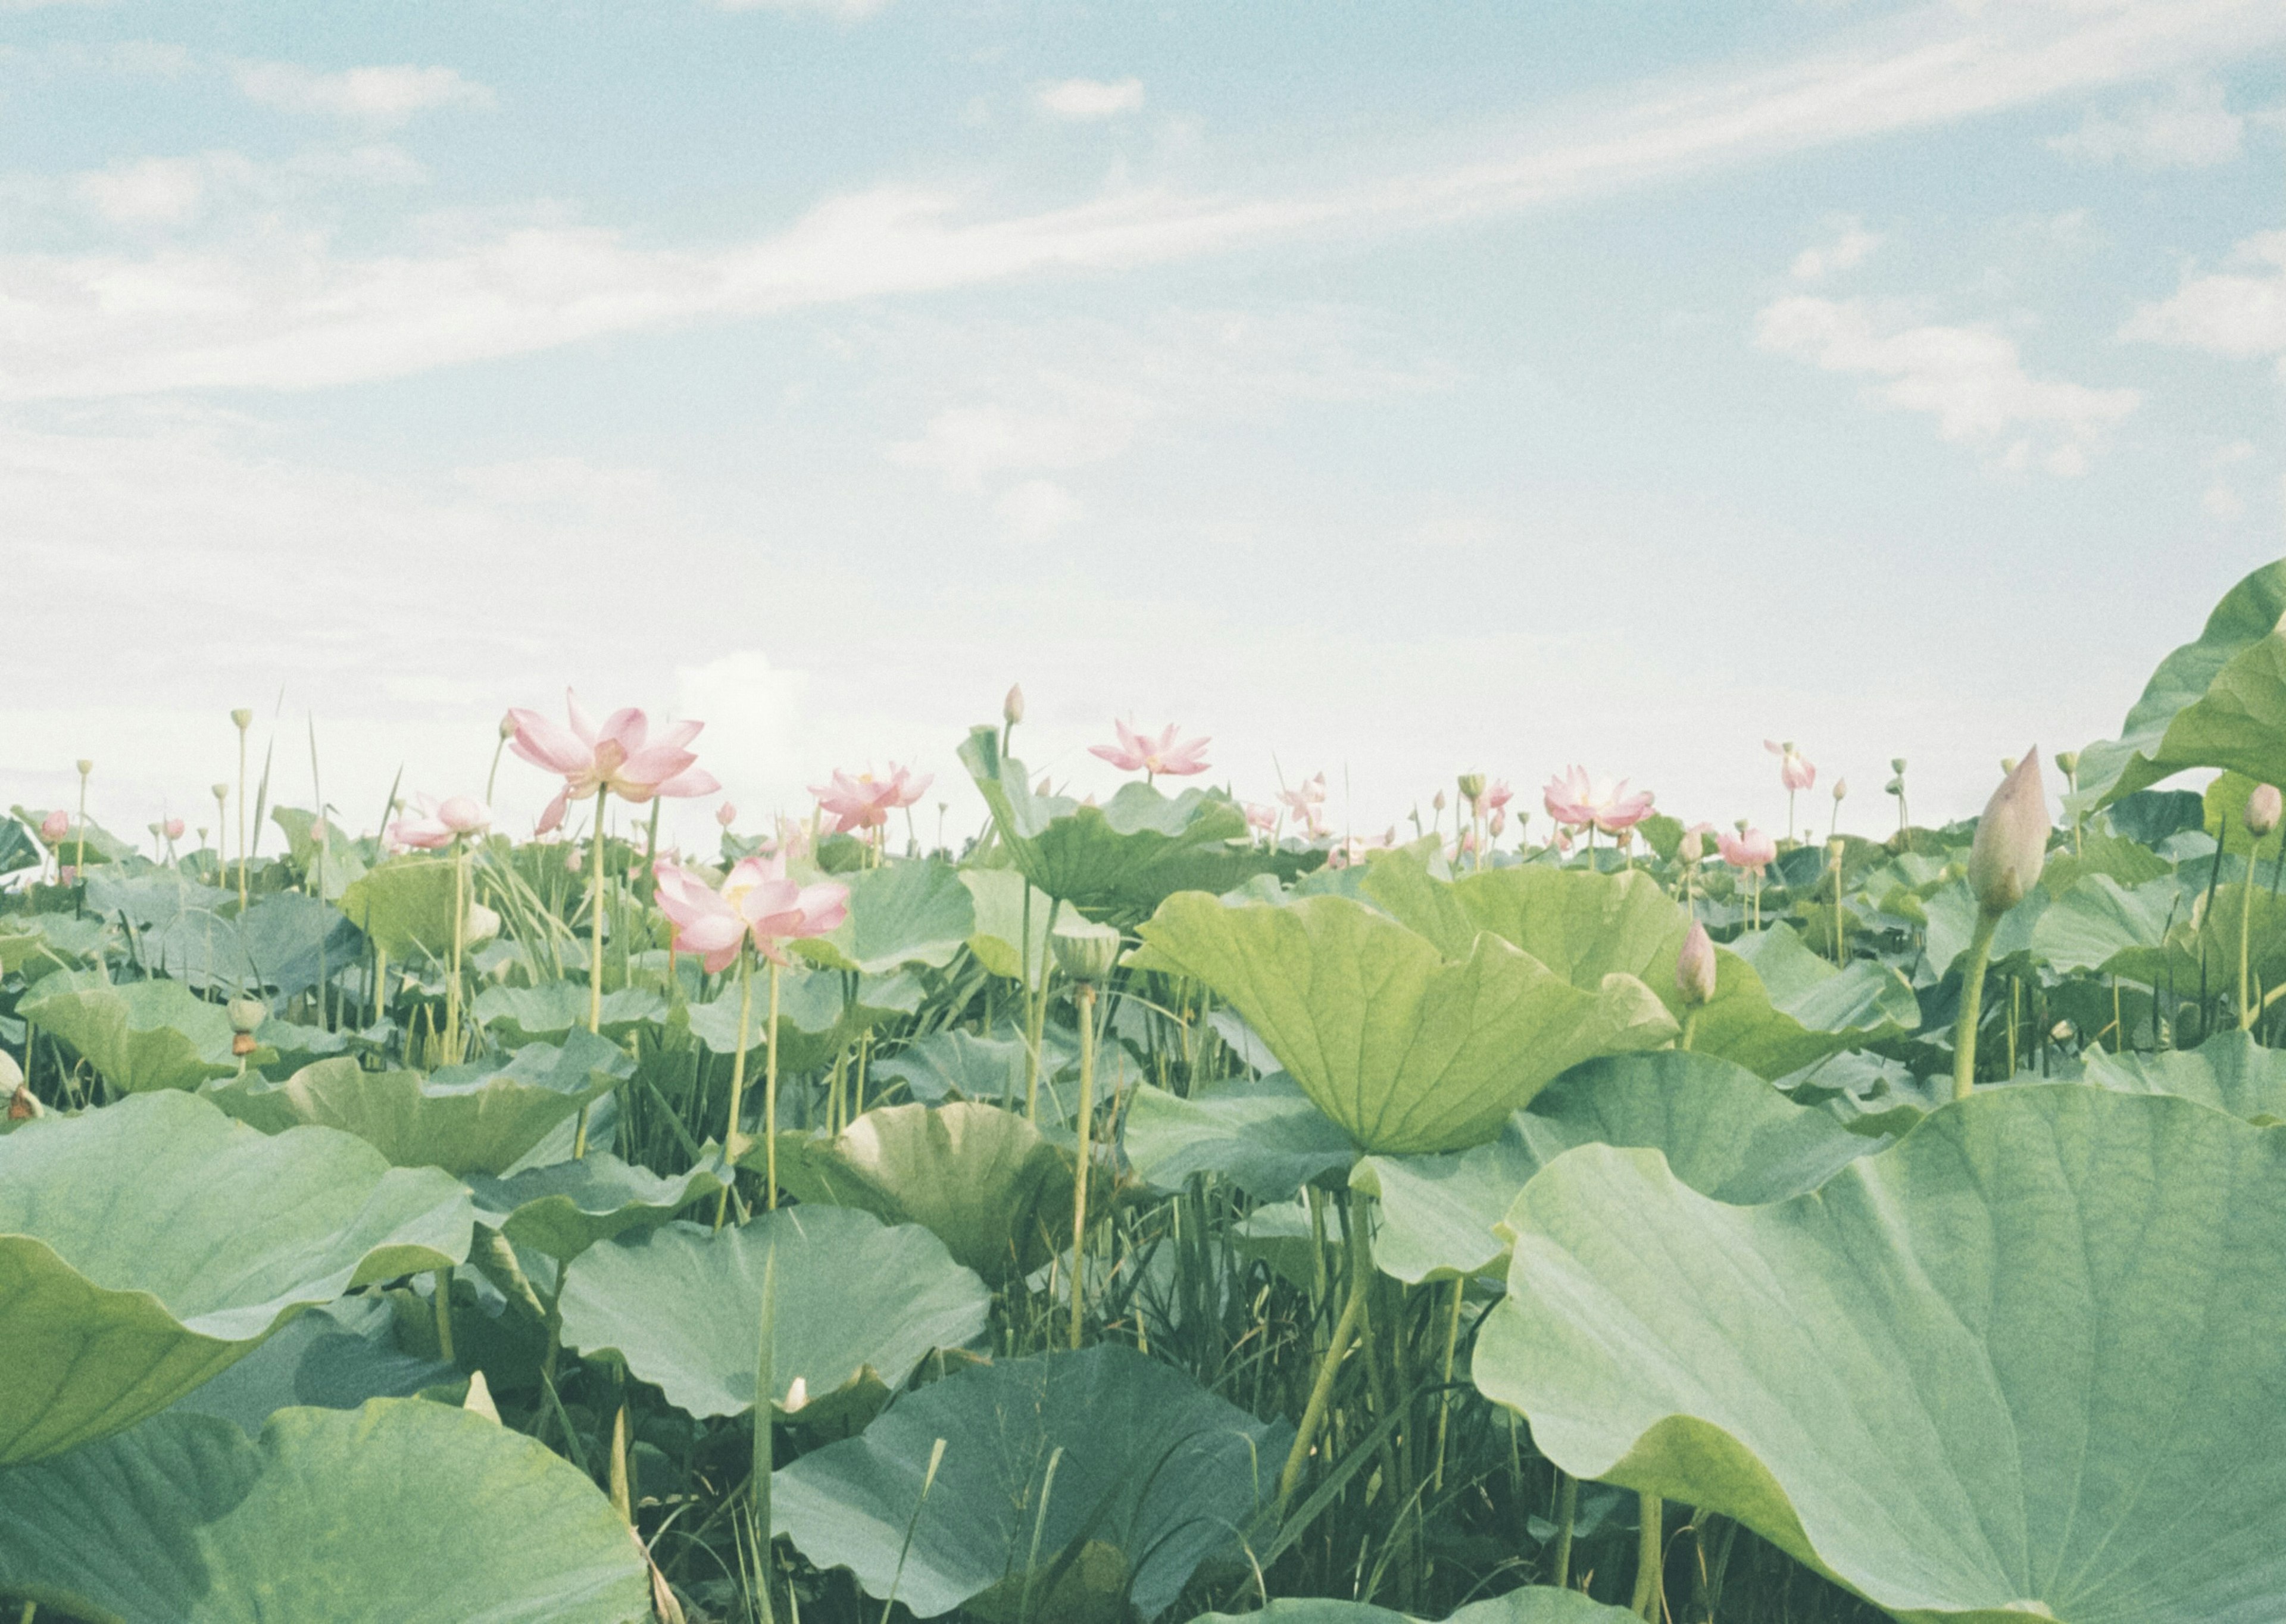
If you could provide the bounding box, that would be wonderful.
[3,0,2281,853]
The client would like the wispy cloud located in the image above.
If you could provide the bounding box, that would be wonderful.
[2047,77,2243,167]
[2121,227,2286,365]
[1035,77,1145,120]
[232,61,493,124]
[1790,218,1882,280]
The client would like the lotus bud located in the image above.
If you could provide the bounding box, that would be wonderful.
[1968,748,2047,918]
[1676,921,1717,1007]
[464,902,502,951]
[76,759,92,778]
[784,1375,810,1414]
[716,802,738,828]
[1432,791,1446,813]
[307,818,324,845]
[1457,773,1486,804]
[2246,785,2282,839]
[2054,749,2080,779]
[1003,685,1026,727]
[1832,779,1847,802]
[1035,777,1053,797]
[1489,807,1506,836]
[0,1050,22,1093]
[1049,917,1121,985]
[39,809,68,842]
[230,709,252,732]
[498,711,517,740]
[1676,827,1706,866]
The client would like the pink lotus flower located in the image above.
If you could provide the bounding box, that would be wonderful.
[1244,801,1278,833]
[163,817,186,841]
[508,691,720,831]
[38,810,68,844]
[716,802,738,829]
[1717,827,1778,873]
[809,764,933,835]
[388,794,492,851]
[1277,774,1326,819]
[1766,740,1816,792]
[1090,721,1210,780]
[1482,780,1514,814]
[652,852,850,972]
[1542,767,1654,834]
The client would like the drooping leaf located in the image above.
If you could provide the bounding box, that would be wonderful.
[872,1028,1034,1106]
[469,1150,730,1263]
[2079,1028,2286,1122]
[1473,1085,2286,1623]
[1123,1071,1359,1202]
[169,1296,452,1437]
[773,1343,1289,1622]
[337,857,461,961]
[0,1091,471,1463]
[0,1399,651,1623]
[795,857,977,975]
[558,1206,990,1428]
[17,973,246,1094]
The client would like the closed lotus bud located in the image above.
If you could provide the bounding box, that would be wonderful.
[2246,785,2282,839]
[0,1050,23,1094]
[227,995,267,1035]
[1457,773,1485,802]
[1048,917,1121,984]
[1676,828,1706,865]
[2054,750,2080,778]
[1003,684,1026,726]
[498,711,517,740]
[716,802,738,828]
[1968,748,2048,918]
[1676,921,1717,1007]
[230,709,252,731]
[39,809,68,842]
[1832,779,1847,801]
[1432,791,1446,812]
[464,902,502,951]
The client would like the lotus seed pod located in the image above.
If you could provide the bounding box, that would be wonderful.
[1048,916,1120,984]
[2246,784,2282,839]
[1890,757,1907,773]
[2000,757,2018,776]
[1968,748,2047,919]
[1457,773,1486,802]
[464,902,503,951]
[1004,684,1026,726]
[2054,749,2080,777]
[227,995,267,1035]
[1676,920,1718,1007]
[1885,777,1903,796]
[212,783,229,802]
[230,709,253,730]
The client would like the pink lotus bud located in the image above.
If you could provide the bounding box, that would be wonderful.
[1004,685,1025,726]
[2246,785,2282,839]
[39,809,68,842]
[1968,748,2048,917]
[164,817,186,840]
[717,802,738,828]
[1676,920,1717,1007]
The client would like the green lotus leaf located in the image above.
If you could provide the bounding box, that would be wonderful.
[958,867,1060,982]
[202,1033,632,1176]
[1922,872,2182,982]
[794,857,977,975]
[1124,1071,1359,1201]
[2078,558,2286,809]
[773,1342,1289,1622]
[872,1028,1034,1105]
[338,856,461,961]
[1132,891,1675,1154]
[170,1295,452,1437]
[1359,1051,1877,1283]
[473,979,669,1045]
[0,1399,651,1623]
[469,1149,729,1263]
[1186,1586,1638,1622]
[117,885,363,1002]
[17,973,246,1094]
[1473,1085,2286,1623]
[2078,1028,2286,1122]
[11,805,132,864]
[558,1206,990,1427]
[684,967,921,1075]
[0,912,113,980]
[960,727,1309,923]
[755,1101,1076,1284]
[0,1091,472,1463]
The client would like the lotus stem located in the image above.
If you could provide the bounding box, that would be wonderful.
[2241,834,2258,1029]
[73,763,89,885]
[751,1246,778,1624]
[1432,1275,1464,1492]
[1069,981,1097,1350]
[763,958,783,1211]
[716,948,756,1231]
[372,945,388,1028]
[432,1269,455,1363]
[1633,1492,1663,1619]
[1277,1195,1375,1510]
[445,841,467,1066]
[1550,1470,1578,1589]
[573,786,610,1159]
[1953,911,2000,1103]
[1023,898,1060,1122]
[236,725,250,908]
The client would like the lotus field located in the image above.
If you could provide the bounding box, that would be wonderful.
[11,561,2286,1624]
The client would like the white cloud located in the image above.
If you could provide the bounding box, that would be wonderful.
[2203,482,2246,519]
[1756,294,2138,471]
[233,61,493,125]
[74,157,207,226]
[1790,218,1882,279]
[1035,77,1145,121]
[2121,227,2286,361]
[673,651,812,814]
[2206,439,2257,468]
[891,402,1137,491]
[64,146,425,227]
[2047,77,2243,165]
[993,479,1085,539]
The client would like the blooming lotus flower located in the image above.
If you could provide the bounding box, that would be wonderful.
[1277,774,1327,819]
[1090,721,1210,779]
[1244,801,1278,833]
[508,691,720,830]
[1766,739,1816,792]
[809,764,933,835]
[1542,767,1654,833]
[653,852,849,972]
[1717,827,1778,873]
[388,794,492,851]
[1968,748,2047,917]
[1482,780,1513,814]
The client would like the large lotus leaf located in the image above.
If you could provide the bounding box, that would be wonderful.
[959,867,1061,982]
[1358,1052,1876,1283]
[1187,1588,1638,1622]
[0,1091,471,1463]
[0,1399,650,1623]
[0,911,113,980]
[170,1296,452,1437]
[755,1101,1076,1284]
[469,1149,730,1263]
[1473,1085,2286,1624]
[1132,892,1675,1154]
[17,973,245,1093]
[773,1342,1289,1622]
[795,857,976,975]
[684,967,921,1075]
[1124,1072,1359,1201]
[2078,558,2286,809]
[873,1028,1033,1105]
[337,856,461,961]
[12,805,132,864]
[473,979,668,1045]
[112,877,363,1002]
[202,1032,632,1176]
[2079,1028,2286,1122]
[558,1206,990,1427]
[960,728,1306,922]
[1922,874,2181,982]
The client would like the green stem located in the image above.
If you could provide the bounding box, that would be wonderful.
[1432,1275,1464,1492]
[715,949,755,1231]
[445,842,467,1065]
[1277,1196,1375,1510]
[763,958,783,1211]
[573,787,609,1159]
[1953,911,2001,1103]
[237,729,249,910]
[2241,835,2258,1029]
[1633,1492,1663,1620]
[1069,982,1097,1350]
[432,1268,455,1363]
[1023,898,1060,1122]
[1550,1471,1579,1589]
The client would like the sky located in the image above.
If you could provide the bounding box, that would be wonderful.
[2,0,2282,857]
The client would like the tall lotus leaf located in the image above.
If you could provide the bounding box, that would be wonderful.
[1188,1588,1638,1622]
[17,973,244,1093]
[202,1032,632,1176]
[2078,557,2286,808]
[470,1149,729,1263]
[960,727,1307,922]
[338,855,461,961]
[1473,1085,2286,1624]
[1133,892,1675,1154]
[873,1028,1034,1105]
[759,1101,1076,1283]
[558,1207,989,1427]
[1124,1071,1359,1202]
[1359,1052,1877,1283]
[773,1343,1288,1622]
[0,1091,472,1463]
[795,858,977,974]
[474,979,668,1044]
[0,1399,650,1623]
[2079,1028,2286,1122]
[959,867,1060,981]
